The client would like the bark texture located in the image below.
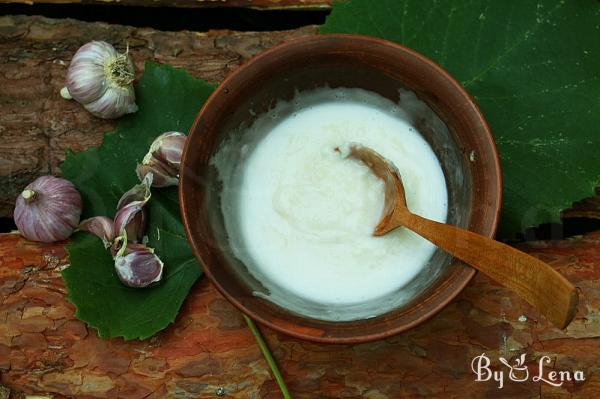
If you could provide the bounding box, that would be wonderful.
[1,231,599,398]
[0,0,331,9]
[0,15,317,217]
[562,187,600,220]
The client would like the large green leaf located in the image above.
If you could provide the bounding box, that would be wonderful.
[61,62,215,340]
[322,0,600,237]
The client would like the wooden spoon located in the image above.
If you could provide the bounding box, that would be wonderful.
[343,144,578,329]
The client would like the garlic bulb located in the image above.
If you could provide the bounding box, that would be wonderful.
[136,131,186,187]
[113,236,164,288]
[14,176,82,243]
[61,41,138,119]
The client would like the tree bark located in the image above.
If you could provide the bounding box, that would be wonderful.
[562,187,600,220]
[0,15,317,217]
[1,231,599,398]
[0,0,331,9]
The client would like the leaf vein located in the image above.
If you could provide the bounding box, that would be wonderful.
[463,1,566,87]
[406,0,438,45]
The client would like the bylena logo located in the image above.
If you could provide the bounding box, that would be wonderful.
[471,353,585,389]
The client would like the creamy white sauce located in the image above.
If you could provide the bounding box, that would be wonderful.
[212,88,448,319]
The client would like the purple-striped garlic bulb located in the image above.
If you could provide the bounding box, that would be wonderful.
[60,41,138,119]
[14,176,82,243]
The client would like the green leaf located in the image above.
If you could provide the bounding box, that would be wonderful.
[61,62,215,340]
[322,0,600,237]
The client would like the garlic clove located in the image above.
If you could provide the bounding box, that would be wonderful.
[114,174,153,242]
[148,131,187,169]
[14,176,82,243]
[78,216,115,248]
[114,200,146,243]
[114,242,164,288]
[117,173,153,210]
[136,156,179,188]
[134,131,186,187]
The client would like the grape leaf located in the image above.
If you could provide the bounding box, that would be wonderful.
[321,0,600,238]
[61,62,215,340]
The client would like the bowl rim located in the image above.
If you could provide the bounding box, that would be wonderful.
[179,33,502,344]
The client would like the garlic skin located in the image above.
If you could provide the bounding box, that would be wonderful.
[62,41,138,119]
[14,176,82,243]
[117,172,152,210]
[114,240,164,288]
[78,216,115,248]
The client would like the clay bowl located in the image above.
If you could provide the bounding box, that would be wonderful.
[179,34,502,344]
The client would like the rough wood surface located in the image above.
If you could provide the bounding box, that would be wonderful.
[0,15,318,218]
[562,187,600,220]
[0,0,331,9]
[0,231,599,398]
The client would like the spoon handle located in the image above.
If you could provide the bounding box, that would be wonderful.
[401,213,578,329]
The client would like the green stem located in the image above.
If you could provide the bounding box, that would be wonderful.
[244,315,292,399]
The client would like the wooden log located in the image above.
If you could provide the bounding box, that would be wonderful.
[0,231,599,398]
[562,187,600,220]
[0,0,332,10]
[0,15,318,218]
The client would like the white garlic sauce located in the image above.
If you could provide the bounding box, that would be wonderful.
[211,87,448,319]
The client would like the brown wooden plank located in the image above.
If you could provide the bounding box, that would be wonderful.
[1,0,332,10]
[0,15,318,218]
[0,231,598,398]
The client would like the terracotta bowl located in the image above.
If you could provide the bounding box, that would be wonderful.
[179,34,502,343]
